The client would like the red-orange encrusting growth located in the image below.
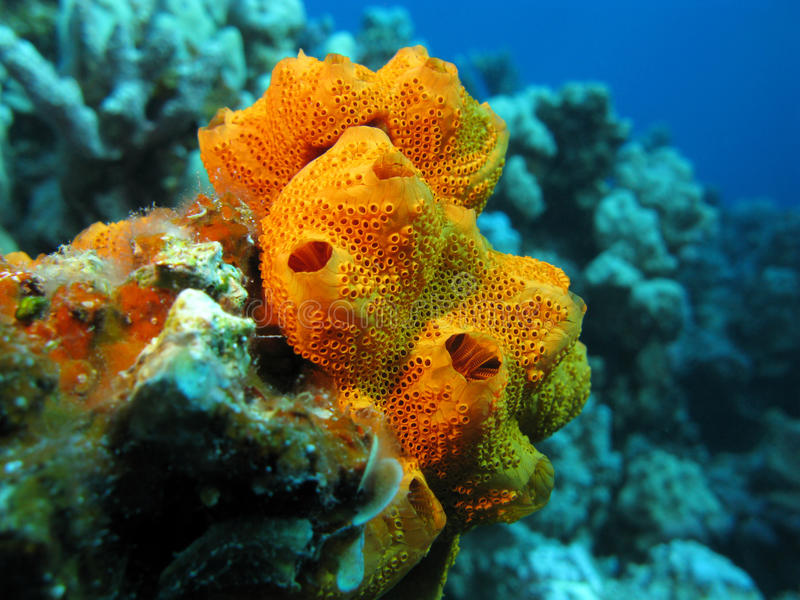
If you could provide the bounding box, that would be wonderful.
[0,195,257,410]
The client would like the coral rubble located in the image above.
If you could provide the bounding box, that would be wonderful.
[0,47,589,599]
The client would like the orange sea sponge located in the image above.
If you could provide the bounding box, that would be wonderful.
[356,459,447,597]
[259,125,589,528]
[195,45,589,596]
[198,46,508,224]
[313,455,447,599]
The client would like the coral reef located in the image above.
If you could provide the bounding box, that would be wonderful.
[311,6,422,74]
[673,200,800,595]
[0,46,589,599]
[475,211,522,255]
[613,444,732,551]
[464,68,799,598]
[2,3,798,598]
[355,7,419,71]
[483,81,713,440]
[448,524,764,600]
[0,192,445,599]
[458,50,521,99]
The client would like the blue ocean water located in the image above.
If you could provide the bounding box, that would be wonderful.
[0,1,798,597]
[305,0,800,206]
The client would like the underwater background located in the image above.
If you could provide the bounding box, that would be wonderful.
[0,1,798,599]
[306,0,800,208]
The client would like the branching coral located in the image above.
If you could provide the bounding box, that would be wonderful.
[0,0,307,252]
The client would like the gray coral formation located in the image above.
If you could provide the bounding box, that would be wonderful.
[316,6,422,71]
[467,76,799,598]
[0,0,306,252]
[485,82,711,436]
[449,524,763,600]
